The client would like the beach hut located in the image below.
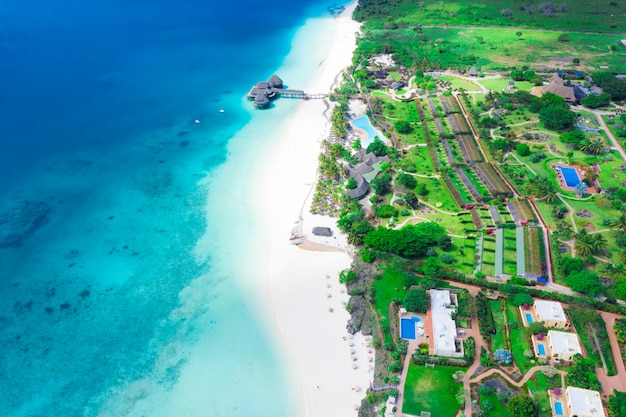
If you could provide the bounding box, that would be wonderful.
[312,227,332,237]
[268,75,283,89]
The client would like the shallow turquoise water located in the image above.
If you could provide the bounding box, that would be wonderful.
[0,0,346,415]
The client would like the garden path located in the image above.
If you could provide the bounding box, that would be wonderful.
[593,111,626,163]
[468,365,566,389]
[595,311,626,395]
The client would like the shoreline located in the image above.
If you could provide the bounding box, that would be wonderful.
[254,2,374,416]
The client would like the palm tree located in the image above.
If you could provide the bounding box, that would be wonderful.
[545,189,558,203]
[591,233,608,254]
[574,236,594,257]
[609,214,626,234]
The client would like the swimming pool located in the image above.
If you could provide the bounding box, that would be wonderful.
[556,165,581,188]
[538,343,546,355]
[554,401,564,416]
[400,316,422,340]
[525,313,533,323]
[353,115,385,148]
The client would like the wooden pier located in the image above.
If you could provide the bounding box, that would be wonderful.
[247,75,326,108]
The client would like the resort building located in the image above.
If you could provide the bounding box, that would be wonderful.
[345,150,390,200]
[539,74,586,103]
[545,330,583,361]
[550,387,606,417]
[521,300,569,328]
[429,289,463,358]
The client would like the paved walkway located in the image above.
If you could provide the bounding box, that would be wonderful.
[594,111,626,163]
[596,311,626,396]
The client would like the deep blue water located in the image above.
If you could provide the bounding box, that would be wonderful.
[0,1,341,415]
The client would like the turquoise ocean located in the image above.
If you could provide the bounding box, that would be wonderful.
[0,1,349,415]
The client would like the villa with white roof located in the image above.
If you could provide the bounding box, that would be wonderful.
[521,300,570,328]
[429,289,464,358]
[550,387,606,417]
[544,330,583,361]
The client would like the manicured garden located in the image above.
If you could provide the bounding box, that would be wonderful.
[403,363,464,417]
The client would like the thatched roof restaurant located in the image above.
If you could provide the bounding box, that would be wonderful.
[247,74,308,108]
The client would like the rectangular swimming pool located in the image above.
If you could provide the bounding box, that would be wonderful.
[525,313,533,323]
[400,316,422,340]
[556,165,581,187]
[538,343,546,355]
[554,401,564,416]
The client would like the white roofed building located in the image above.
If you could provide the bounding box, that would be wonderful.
[534,300,569,328]
[558,387,606,417]
[429,289,464,358]
[548,330,583,362]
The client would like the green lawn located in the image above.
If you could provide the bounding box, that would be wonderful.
[507,301,533,374]
[438,76,482,92]
[489,299,506,350]
[503,228,518,276]
[479,387,510,417]
[358,26,626,71]
[418,177,463,213]
[406,146,434,174]
[482,235,497,277]
[403,364,464,417]
[379,0,626,33]
[372,265,407,344]
[479,78,533,93]
[525,372,561,417]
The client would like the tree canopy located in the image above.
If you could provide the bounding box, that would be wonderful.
[539,105,575,130]
[404,287,429,313]
[507,394,537,417]
[565,270,603,296]
[364,222,448,258]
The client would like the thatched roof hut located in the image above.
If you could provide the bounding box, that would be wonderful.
[268,75,283,88]
[468,67,478,77]
[346,174,369,199]
[312,227,332,237]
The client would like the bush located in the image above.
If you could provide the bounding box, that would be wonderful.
[493,348,512,365]
[516,143,531,156]
[439,253,456,264]
[529,152,546,163]
[377,204,397,218]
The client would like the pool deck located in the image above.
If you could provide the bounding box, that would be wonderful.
[553,163,598,193]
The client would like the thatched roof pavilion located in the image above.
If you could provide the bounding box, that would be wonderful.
[268,75,283,88]
[312,227,332,237]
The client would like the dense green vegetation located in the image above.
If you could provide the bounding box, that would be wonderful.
[354,0,626,33]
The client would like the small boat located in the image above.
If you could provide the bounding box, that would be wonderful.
[194,119,201,124]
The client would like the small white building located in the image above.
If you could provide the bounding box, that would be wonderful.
[563,387,606,417]
[430,289,464,358]
[535,300,569,328]
[548,330,582,362]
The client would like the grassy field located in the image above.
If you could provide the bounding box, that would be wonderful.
[525,372,561,417]
[357,26,626,71]
[482,235,497,276]
[489,299,506,350]
[502,228,518,276]
[507,301,533,374]
[418,176,464,213]
[480,387,510,417]
[372,266,406,344]
[406,146,434,173]
[403,364,463,417]
[356,0,626,32]
[479,78,533,93]
[438,75,482,91]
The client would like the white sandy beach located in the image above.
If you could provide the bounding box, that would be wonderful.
[251,3,374,416]
[258,5,373,416]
